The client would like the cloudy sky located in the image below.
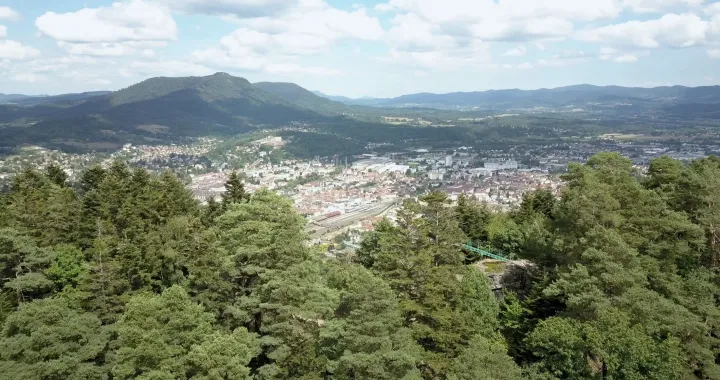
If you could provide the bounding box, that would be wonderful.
[1,0,719,97]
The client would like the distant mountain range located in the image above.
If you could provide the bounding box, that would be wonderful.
[0,92,112,106]
[2,73,720,152]
[0,94,35,103]
[0,73,351,151]
[311,91,381,106]
[254,83,350,115]
[314,84,720,109]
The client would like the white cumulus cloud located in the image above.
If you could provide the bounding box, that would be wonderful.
[706,2,720,14]
[36,0,177,43]
[0,25,6,38]
[577,13,711,49]
[623,0,706,13]
[157,0,301,18]
[193,1,382,75]
[377,0,622,23]
[0,40,41,60]
[709,48,720,57]
[0,7,20,21]
[472,17,575,41]
[383,40,491,69]
[377,0,622,68]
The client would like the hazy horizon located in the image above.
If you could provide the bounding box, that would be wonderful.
[6,73,720,99]
[1,1,720,97]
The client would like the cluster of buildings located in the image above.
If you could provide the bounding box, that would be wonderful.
[0,145,102,185]
[187,140,418,222]
[3,126,720,243]
[443,172,561,209]
[179,135,720,228]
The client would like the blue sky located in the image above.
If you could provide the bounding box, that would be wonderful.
[0,0,719,97]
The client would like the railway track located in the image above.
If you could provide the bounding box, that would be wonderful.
[306,200,397,238]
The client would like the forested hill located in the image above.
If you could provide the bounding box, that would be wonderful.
[0,73,327,152]
[0,152,719,379]
[0,93,35,103]
[253,81,351,115]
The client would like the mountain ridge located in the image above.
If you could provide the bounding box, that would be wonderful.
[0,73,326,151]
[3,74,720,153]
[315,84,720,108]
[254,82,350,115]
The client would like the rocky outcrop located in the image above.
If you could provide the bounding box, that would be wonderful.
[475,259,537,297]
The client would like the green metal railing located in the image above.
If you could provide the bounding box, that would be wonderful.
[460,242,512,262]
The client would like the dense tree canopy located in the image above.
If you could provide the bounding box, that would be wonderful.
[0,154,718,379]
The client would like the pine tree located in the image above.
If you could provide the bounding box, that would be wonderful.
[455,194,492,243]
[321,263,423,380]
[0,228,55,305]
[202,196,222,227]
[513,153,720,378]
[369,197,502,377]
[221,171,248,207]
[113,286,257,379]
[447,335,521,380]
[78,189,104,249]
[353,218,394,269]
[215,189,309,330]
[45,164,68,187]
[254,260,338,379]
[80,165,106,193]
[0,297,110,379]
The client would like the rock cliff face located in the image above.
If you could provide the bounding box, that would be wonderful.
[476,260,537,297]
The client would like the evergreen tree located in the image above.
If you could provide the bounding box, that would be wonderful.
[510,153,720,378]
[45,164,68,188]
[214,189,309,329]
[514,189,556,224]
[353,218,393,269]
[81,236,127,323]
[45,244,87,291]
[0,193,9,229]
[322,263,423,380]
[0,228,55,305]
[186,329,260,380]
[113,286,257,379]
[36,186,81,246]
[370,197,505,378]
[81,165,107,193]
[78,189,104,249]
[202,196,222,227]
[0,297,110,379]
[447,335,521,380]
[255,260,338,379]
[1,153,718,380]
[221,171,248,207]
[155,171,198,221]
[455,194,492,243]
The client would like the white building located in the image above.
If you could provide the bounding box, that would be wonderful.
[445,155,453,167]
[428,170,442,181]
[484,160,518,171]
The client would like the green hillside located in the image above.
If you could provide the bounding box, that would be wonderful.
[112,73,283,106]
[253,81,351,115]
[0,73,327,151]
